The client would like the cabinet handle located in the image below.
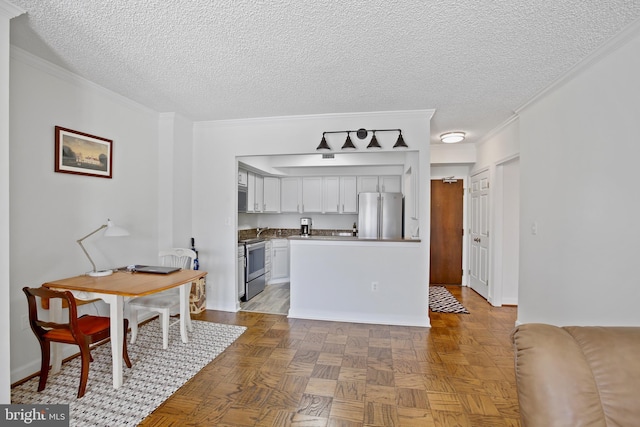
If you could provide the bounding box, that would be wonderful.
[337,204,339,212]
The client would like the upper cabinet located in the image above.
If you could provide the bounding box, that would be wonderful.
[240,170,401,215]
[317,176,358,214]
[302,177,323,213]
[238,169,248,187]
[357,175,401,193]
[323,177,340,213]
[281,177,302,213]
[340,176,358,213]
[247,171,263,212]
[263,177,280,213]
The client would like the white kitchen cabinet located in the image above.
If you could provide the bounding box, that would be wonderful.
[380,175,401,193]
[357,176,379,193]
[270,239,289,283]
[340,176,358,213]
[247,171,264,212]
[263,176,280,213]
[357,175,402,193]
[302,177,323,212]
[323,176,357,214]
[323,177,340,213]
[281,177,302,213]
[238,169,248,187]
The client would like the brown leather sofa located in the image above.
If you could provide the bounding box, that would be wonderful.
[511,323,640,427]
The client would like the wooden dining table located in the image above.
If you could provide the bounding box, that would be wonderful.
[42,269,208,389]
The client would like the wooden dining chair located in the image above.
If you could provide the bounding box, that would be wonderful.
[23,286,132,398]
[128,248,196,349]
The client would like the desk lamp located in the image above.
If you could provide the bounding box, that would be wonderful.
[77,219,129,276]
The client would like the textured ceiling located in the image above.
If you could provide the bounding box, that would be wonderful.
[9,1,640,144]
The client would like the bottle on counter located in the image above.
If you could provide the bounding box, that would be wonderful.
[191,237,199,270]
[352,222,357,237]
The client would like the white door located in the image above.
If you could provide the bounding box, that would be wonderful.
[470,170,490,299]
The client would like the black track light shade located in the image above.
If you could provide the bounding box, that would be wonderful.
[341,133,356,150]
[318,128,404,150]
[393,132,408,149]
[367,132,381,149]
[316,134,331,151]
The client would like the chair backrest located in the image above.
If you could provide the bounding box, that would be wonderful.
[159,248,197,270]
[23,287,82,339]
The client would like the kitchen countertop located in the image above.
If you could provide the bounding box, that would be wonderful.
[288,235,420,243]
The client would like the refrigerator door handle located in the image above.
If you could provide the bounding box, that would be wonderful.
[378,194,383,239]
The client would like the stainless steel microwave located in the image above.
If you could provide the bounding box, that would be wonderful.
[238,186,248,212]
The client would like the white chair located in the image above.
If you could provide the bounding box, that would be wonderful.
[128,248,196,349]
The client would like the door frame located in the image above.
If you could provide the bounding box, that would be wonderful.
[430,174,468,286]
[469,154,520,307]
[491,154,520,306]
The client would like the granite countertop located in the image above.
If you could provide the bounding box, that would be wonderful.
[238,228,420,243]
[288,235,420,243]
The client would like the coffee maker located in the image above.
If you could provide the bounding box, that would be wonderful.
[300,217,312,236]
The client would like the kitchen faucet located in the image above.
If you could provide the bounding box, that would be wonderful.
[257,227,269,238]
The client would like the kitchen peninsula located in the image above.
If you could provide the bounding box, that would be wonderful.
[288,236,428,327]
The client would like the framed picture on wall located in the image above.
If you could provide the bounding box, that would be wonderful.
[54,126,113,178]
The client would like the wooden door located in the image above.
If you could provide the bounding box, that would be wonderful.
[469,171,490,299]
[430,179,464,284]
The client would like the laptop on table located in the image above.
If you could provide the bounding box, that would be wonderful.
[127,265,181,274]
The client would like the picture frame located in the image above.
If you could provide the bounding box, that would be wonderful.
[55,126,113,178]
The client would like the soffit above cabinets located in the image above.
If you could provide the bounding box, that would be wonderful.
[239,152,414,177]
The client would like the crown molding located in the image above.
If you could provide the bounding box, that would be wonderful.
[195,109,435,129]
[0,0,25,19]
[10,46,158,117]
[516,17,640,115]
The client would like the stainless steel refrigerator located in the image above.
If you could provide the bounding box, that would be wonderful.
[357,192,403,239]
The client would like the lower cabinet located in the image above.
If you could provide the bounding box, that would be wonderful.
[270,239,289,284]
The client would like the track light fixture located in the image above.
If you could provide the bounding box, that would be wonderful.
[316,134,331,151]
[317,128,407,151]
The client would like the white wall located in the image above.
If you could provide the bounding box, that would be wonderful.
[9,49,162,382]
[517,25,640,326]
[193,111,433,313]
[1,0,24,403]
[289,240,426,326]
[159,112,194,250]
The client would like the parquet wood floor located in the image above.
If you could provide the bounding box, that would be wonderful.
[140,285,520,426]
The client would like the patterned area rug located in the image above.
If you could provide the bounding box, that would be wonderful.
[12,319,246,426]
[429,286,470,313]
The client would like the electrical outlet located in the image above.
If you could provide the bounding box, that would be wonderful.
[21,314,29,330]
[371,282,378,292]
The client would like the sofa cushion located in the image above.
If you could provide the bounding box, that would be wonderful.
[512,323,640,427]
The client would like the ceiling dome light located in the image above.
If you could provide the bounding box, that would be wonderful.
[440,132,465,144]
